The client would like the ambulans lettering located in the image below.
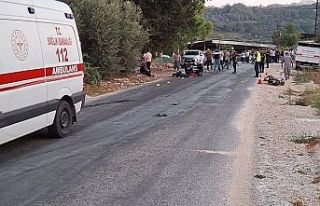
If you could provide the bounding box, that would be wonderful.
[52,65,78,75]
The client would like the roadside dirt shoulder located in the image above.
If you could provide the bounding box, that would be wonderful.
[253,64,320,206]
[85,65,173,97]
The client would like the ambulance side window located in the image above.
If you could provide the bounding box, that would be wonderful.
[37,23,80,67]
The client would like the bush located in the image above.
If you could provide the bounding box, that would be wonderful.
[84,62,101,85]
[294,69,320,84]
[294,69,312,83]
[295,98,308,106]
[291,133,320,144]
[294,88,320,110]
[313,94,320,110]
[154,57,174,64]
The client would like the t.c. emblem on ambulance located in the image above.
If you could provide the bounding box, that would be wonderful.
[11,30,28,61]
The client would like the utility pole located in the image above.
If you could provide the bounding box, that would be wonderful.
[315,0,320,42]
[275,23,281,50]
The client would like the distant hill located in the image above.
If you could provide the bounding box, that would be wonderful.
[205,3,316,42]
[296,0,315,5]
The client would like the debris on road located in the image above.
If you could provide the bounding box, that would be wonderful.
[156,113,168,117]
[254,174,267,179]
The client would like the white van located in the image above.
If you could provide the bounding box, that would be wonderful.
[0,0,84,144]
[295,41,320,69]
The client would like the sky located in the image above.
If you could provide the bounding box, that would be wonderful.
[205,0,304,7]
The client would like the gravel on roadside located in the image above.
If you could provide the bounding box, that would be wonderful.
[252,64,320,206]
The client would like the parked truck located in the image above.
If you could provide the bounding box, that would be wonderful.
[295,41,320,69]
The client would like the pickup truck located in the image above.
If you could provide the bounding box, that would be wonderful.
[181,50,204,67]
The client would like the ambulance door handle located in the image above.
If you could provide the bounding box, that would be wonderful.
[28,7,35,14]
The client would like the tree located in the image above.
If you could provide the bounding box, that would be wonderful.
[281,23,301,48]
[206,4,314,42]
[118,2,149,72]
[60,0,149,79]
[131,0,214,53]
[273,23,301,49]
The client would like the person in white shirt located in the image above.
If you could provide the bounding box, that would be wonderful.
[220,51,224,70]
[144,51,152,71]
[270,50,276,63]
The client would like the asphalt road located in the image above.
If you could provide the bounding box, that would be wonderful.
[0,64,255,206]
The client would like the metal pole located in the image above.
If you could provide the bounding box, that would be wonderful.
[315,0,319,42]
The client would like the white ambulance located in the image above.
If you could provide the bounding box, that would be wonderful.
[0,0,85,144]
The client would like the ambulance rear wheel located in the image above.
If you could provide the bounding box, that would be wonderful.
[49,100,73,138]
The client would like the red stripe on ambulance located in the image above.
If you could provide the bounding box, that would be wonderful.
[0,64,84,91]
[0,69,45,85]
[0,80,46,92]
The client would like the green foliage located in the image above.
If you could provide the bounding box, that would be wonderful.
[295,98,308,106]
[315,96,320,110]
[153,57,174,64]
[132,0,213,53]
[84,62,101,85]
[117,2,149,74]
[206,3,315,41]
[290,70,320,110]
[291,133,320,144]
[221,44,233,51]
[294,69,313,83]
[60,0,149,81]
[273,23,301,48]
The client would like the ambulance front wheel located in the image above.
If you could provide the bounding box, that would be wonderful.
[49,100,73,138]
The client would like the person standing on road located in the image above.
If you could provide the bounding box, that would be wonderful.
[213,49,220,71]
[270,49,276,63]
[224,50,230,70]
[144,51,152,72]
[282,51,293,80]
[275,50,280,63]
[280,50,284,63]
[220,50,224,71]
[260,51,265,73]
[231,50,238,74]
[255,50,261,77]
[265,49,271,68]
[246,50,250,63]
[205,48,213,71]
[173,52,181,71]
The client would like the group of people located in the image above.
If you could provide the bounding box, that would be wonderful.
[205,49,239,74]
[140,48,294,81]
[251,49,294,80]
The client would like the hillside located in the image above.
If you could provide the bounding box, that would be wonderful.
[205,3,316,42]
